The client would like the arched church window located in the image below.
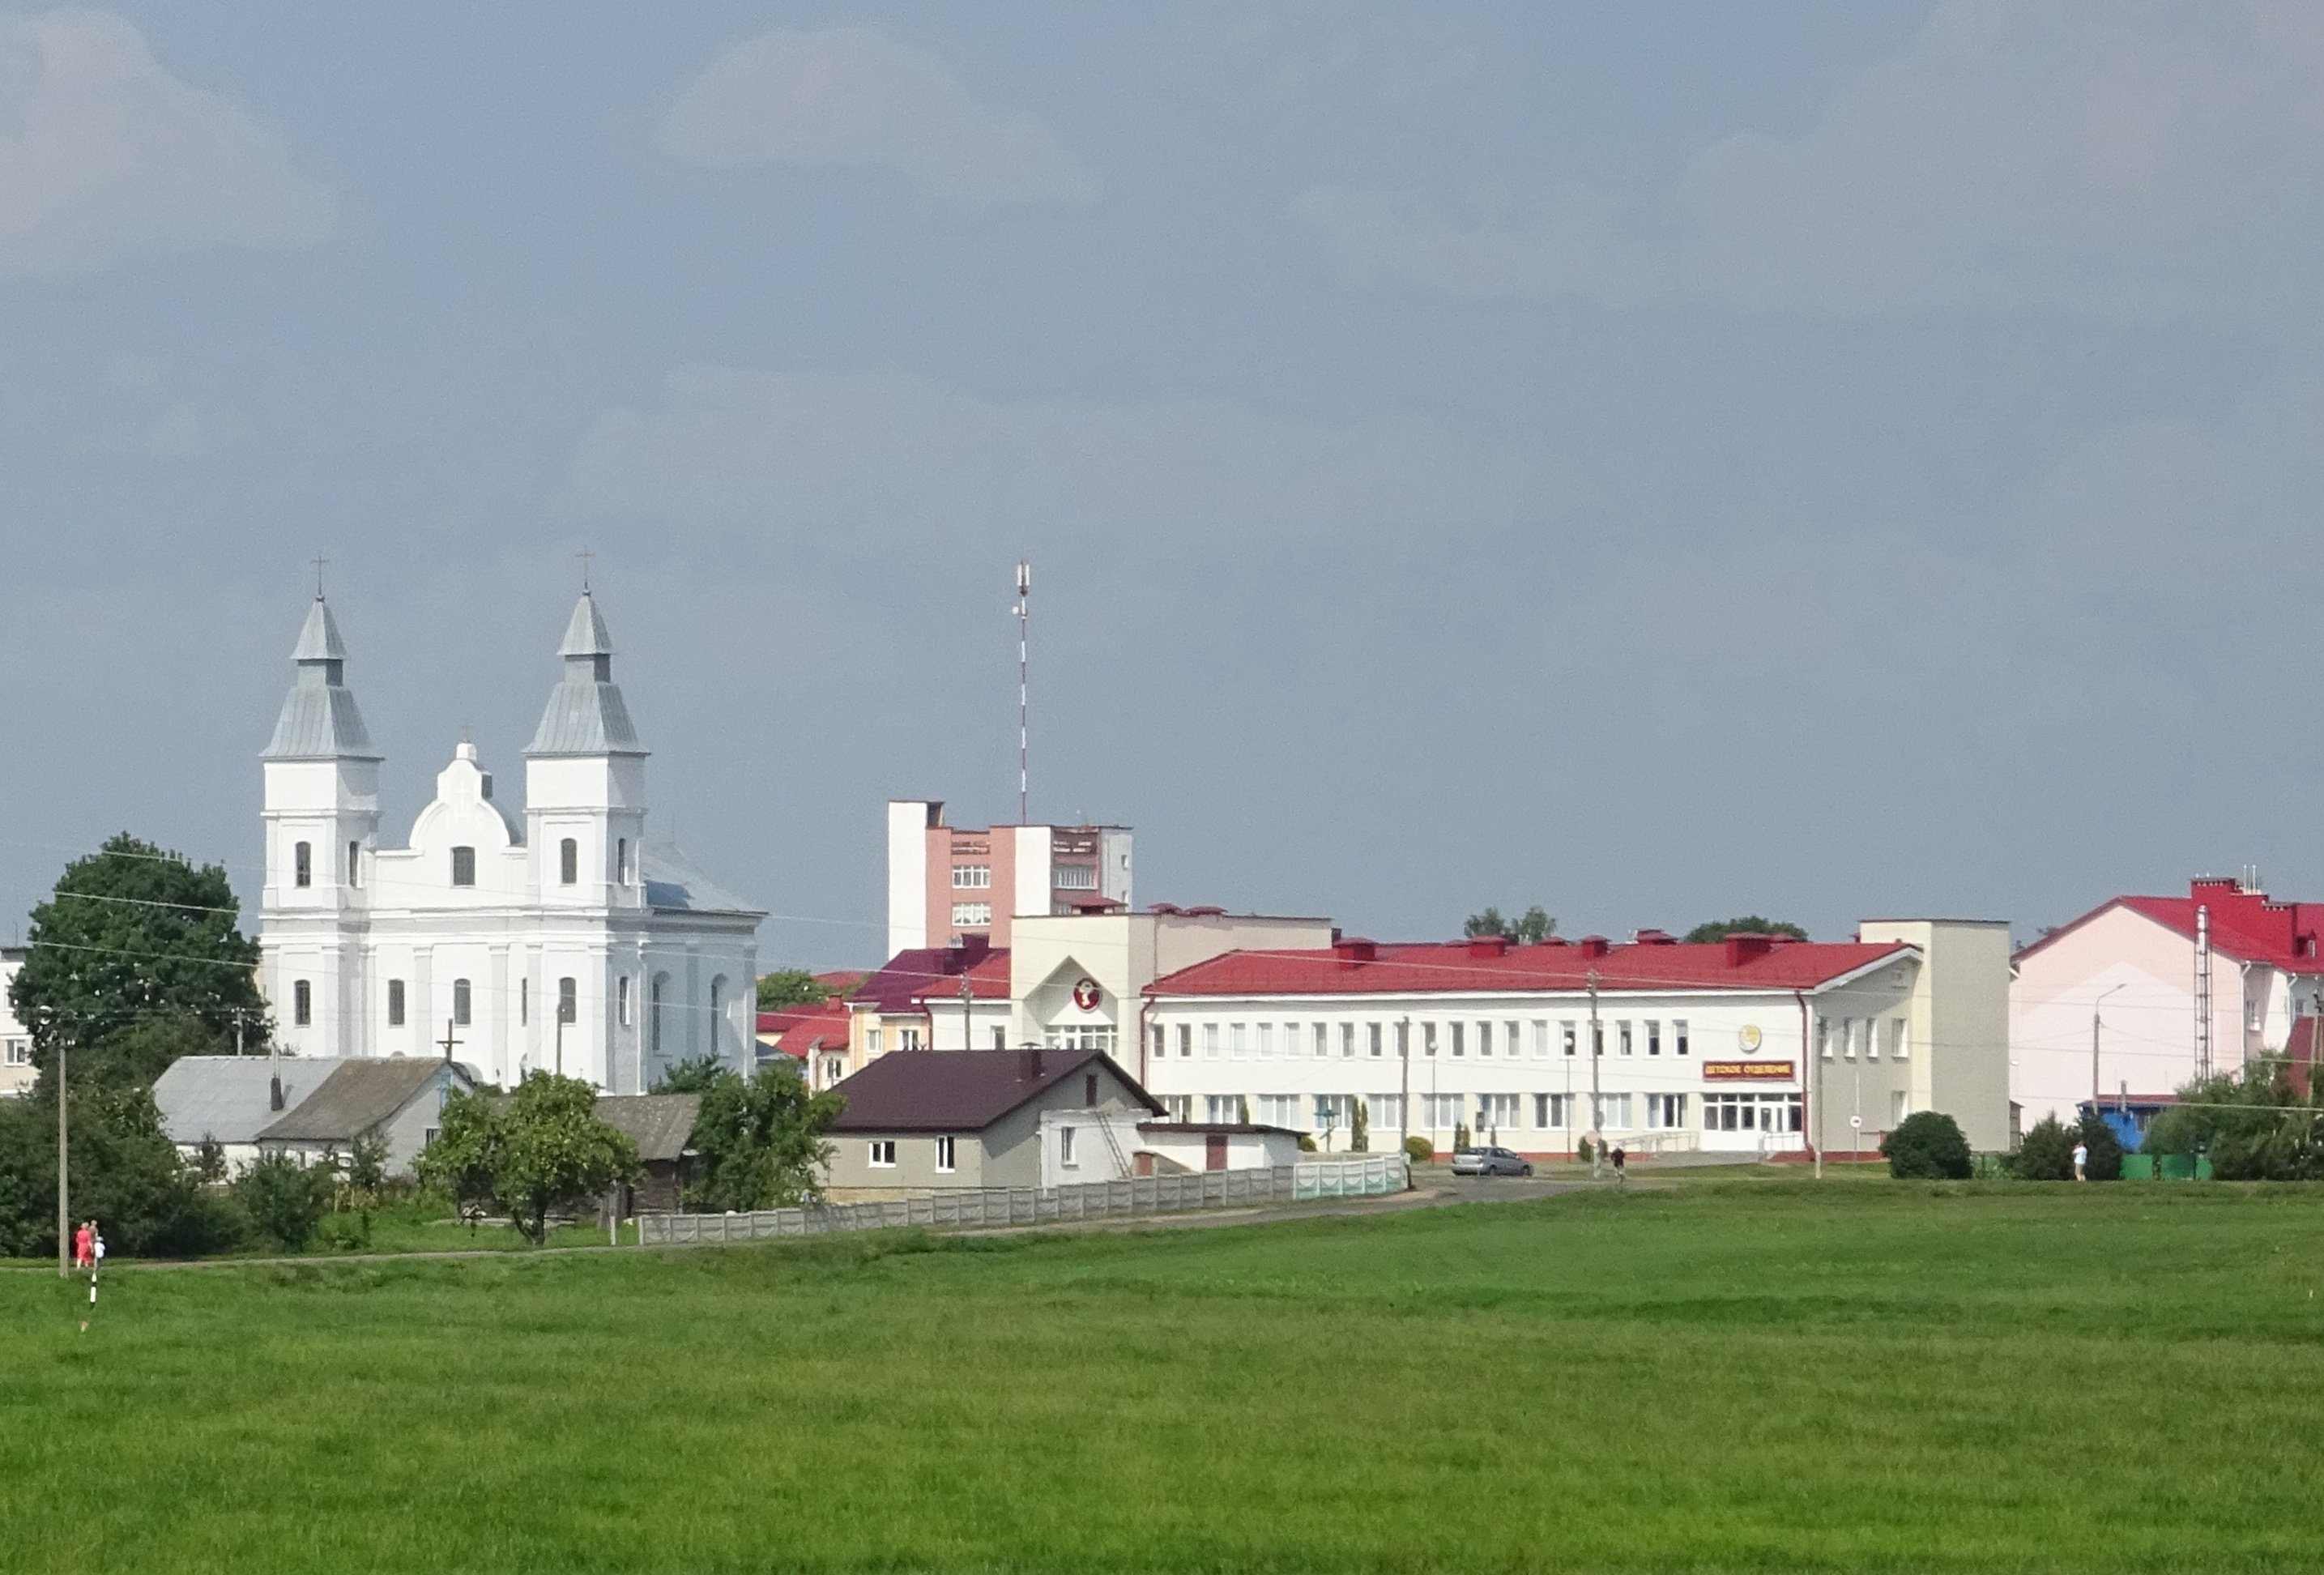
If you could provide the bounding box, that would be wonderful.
[559,839,578,886]
[451,847,475,887]
[616,838,629,883]
[293,980,312,1027]
[347,840,360,888]
[453,978,471,1027]
[293,842,312,889]
[557,977,578,1025]
[618,976,631,1027]
[650,974,668,1060]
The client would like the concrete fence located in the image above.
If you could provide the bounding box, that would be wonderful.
[636,1155,1409,1247]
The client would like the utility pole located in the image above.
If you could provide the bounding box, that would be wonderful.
[1588,969,1603,1180]
[1398,1016,1411,1158]
[55,1025,68,1279]
[2092,983,2127,1111]
[1015,560,1031,826]
[961,971,975,1052]
[555,1010,565,1078]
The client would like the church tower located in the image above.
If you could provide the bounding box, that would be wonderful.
[260,592,381,1056]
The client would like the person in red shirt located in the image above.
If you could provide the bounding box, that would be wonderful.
[72,1221,93,1270]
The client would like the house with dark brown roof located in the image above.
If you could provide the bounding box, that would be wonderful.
[822,1045,1160,1200]
[255,1057,477,1176]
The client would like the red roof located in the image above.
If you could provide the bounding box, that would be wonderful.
[2021,878,2324,972]
[849,943,1007,1016]
[910,949,1011,1005]
[756,997,851,1059]
[1146,935,1912,998]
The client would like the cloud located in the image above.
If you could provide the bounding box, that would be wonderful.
[1291,180,1652,305]
[569,365,1518,548]
[1296,1,2324,316]
[658,26,1100,215]
[0,8,335,275]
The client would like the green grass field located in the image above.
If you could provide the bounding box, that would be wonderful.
[6,1180,2322,1573]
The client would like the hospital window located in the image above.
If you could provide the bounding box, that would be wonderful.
[1674,1019,1690,1056]
[1230,1023,1247,1059]
[1646,1020,1661,1056]
[1562,1022,1577,1056]
[1618,1021,1632,1056]
[1203,1023,1219,1057]
[1368,1022,1384,1057]
[1451,1022,1465,1057]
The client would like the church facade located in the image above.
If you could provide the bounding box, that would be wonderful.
[258,587,762,1092]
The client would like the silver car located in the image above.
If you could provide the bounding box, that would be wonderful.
[1451,1145,1533,1177]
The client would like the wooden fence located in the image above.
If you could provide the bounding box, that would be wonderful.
[636,1155,1409,1247]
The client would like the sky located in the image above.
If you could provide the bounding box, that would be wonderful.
[4,1,2322,970]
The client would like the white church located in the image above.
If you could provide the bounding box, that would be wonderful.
[258,586,762,1091]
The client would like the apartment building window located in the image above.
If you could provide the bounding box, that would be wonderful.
[453,979,471,1027]
[1597,1093,1634,1129]
[1314,1022,1329,1057]
[1058,1127,1078,1168]
[1176,1024,1192,1057]
[1371,1094,1403,1132]
[898,1027,923,1050]
[293,980,312,1027]
[868,1028,884,1054]
[868,1141,897,1168]
[1161,1095,1193,1121]
[1478,1093,1521,1130]
[952,865,991,889]
[1887,1018,1908,1059]
[450,846,475,887]
[1648,1094,1688,1129]
[1477,1022,1493,1057]
[293,841,312,888]
[1258,1022,1274,1057]
[1646,1021,1661,1056]
[1259,1095,1300,1127]
[1203,1023,1219,1057]
[6,1037,31,1067]
[935,1135,957,1172]
[1367,1022,1384,1057]
[952,902,992,928]
[1053,864,1098,890]
[1562,1022,1577,1056]
[1313,1095,1349,1133]
[1618,1021,1633,1056]
[1230,1023,1247,1059]
[1339,1022,1355,1057]
[387,979,406,1027]
[1423,1092,1463,1129]
[348,840,361,887]
[559,838,578,885]
[1450,1022,1465,1057]
[1506,1021,1523,1058]
[1535,1092,1576,1128]
[1674,1019,1689,1056]
[1206,1095,1244,1123]
[1592,1022,1605,1057]
[617,976,631,1027]
[557,976,577,1025]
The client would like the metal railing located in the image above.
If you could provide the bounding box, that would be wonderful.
[636,1155,1409,1247]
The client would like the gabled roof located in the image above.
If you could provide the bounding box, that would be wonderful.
[2018,878,2324,972]
[256,1058,472,1144]
[828,1048,1162,1133]
[1147,937,1913,999]
[640,844,764,919]
[849,945,1005,1016]
[595,1093,700,1163]
[909,949,1010,1005]
[153,1056,356,1145]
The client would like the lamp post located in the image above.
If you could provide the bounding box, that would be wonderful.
[53,1013,68,1279]
[1587,968,1603,1180]
[2093,983,2127,1111]
[1397,1016,1411,1157]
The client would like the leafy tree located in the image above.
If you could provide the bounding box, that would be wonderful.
[651,1056,730,1095]
[234,1152,335,1252]
[682,1063,844,1212]
[1454,1121,1473,1152]
[0,1080,240,1259]
[414,1086,502,1228]
[2012,1112,2121,1181]
[756,970,832,1011]
[1880,1111,1972,1180]
[1682,916,1810,945]
[345,1133,390,1195]
[1575,1134,1593,1165]
[192,1137,228,1184]
[8,834,267,1079]
[1464,907,1555,944]
[2077,1112,2124,1180]
[493,1073,640,1245]
[1350,1099,1370,1155]
[2143,1059,2324,1180]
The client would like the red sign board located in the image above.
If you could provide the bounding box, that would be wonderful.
[1703,1060,1796,1082]
[1072,977,1102,1012]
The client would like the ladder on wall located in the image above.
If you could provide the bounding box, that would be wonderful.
[1096,1111,1134,1179]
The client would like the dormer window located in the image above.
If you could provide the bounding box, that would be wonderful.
[559,838,578,886]
[451,846,475,887]
[293,842,312,888]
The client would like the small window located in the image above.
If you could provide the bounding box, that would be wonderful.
[867,1027,884,1054]
[519,977,528,1027]
[1646,1020,1661,1056]
[991,1027,1006,1049]
[1313,1022,1328,1057]
[1532,1020,1550,1057]
[1368,1022,1384,1057]
[1176,1024,1191,1057]
[560,838,578,885]
[869,1140,897,1168]
[423,1126,441,1149]
[1423,1022,1439,1057]
[387,979,406,1027]
[618,975,631,1027]
[1058,1127,1077,1167]
[1592,1022,1605,1057]
[1230,1022,1247,1059]
[293,841,312,888]
[1478,1021,1492,1057]
[1153,1025,1166,1061]
[1451,1022,1465,1057]
[1203,1023,1218,1057]
[6,1038,32,1067]
[1561,1022,1576,1056]
[451,846,475,886]
[453,979,471,1027]
[347,840,361,888]
[1674,1019,1689,1057]
[936,1135,956,1172]
[952,865,991,889]
[557,976,577,1024]
[293,980,312,1027]
[1340,1022,1355,1057]
[1887,1018,1908,1059]
[1618,1021,1633,1056]
[616,837,629,882]
[1084,1073,1098,1104]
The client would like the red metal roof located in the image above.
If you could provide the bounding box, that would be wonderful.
[2020,878,2324,972]
[756,997,851,1059]
[1145,937,1911,998]
[848,943,1006,1016]
[910,950,1011,1005]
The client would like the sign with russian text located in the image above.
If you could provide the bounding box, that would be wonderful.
[1704,1060,1795,1082]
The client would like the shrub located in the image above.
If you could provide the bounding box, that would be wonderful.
[234,1152,335,1252]
[2077,1112,2123,1181]
[2012,1114,2122,1181]
[1350,1099,1369,1155]
[1453,1122,1472,1152]
[1880,1112,1972,1180]
[1403,1134,1434,1163]
[1297,1134,1318,1154]
[1575,1135,1593,1165]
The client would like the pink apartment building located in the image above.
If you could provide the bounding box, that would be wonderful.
[885,800,1132,955]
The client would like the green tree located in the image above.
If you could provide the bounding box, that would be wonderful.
[494,1073,641,1245]
[1880,1111,1972,1180]
[191,1136,228,1184]
[234,1151,335,1252]
[1464,907,1555,944]
[2143,1059,2324,1180]
[1682,916,1810,944]
[0,1081,240,1259]
[683,1063,844,1211]
[8,834,267,1081]
[651,1056,730,1095]
[413,1086,502,1228]
[1350,1098,1370,1155]
[2012,1112,2121,1181]
[756,970,832,1011]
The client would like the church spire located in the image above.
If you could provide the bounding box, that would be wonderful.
[526,589,645,757]
[262,592,379,761]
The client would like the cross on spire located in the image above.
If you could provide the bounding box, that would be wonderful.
[312,555,330,599]
[438,1018,463,1063]
[577,545,594,591]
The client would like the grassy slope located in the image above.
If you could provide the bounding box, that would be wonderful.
[4,1183,2322,1573]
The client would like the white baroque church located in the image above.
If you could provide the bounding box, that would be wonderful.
[258,586,763,1091]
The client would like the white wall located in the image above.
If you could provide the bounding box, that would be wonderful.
[886,800,935,957]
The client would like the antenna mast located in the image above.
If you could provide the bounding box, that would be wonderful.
[1015,559,1031,825]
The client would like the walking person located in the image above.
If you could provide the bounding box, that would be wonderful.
[1612,1144,1627,1187]
[2072,1136,2088,1182]
[72,1219,92,1271]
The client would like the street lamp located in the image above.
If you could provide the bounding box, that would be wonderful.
[2092,983,2129,1110]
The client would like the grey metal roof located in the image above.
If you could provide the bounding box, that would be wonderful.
[526,592,646,757]
[257,1057,474,1143]
[595,1093,701,1162]
[262,597,381,761]
[153,1056,355,1144]
[641,844,765,919]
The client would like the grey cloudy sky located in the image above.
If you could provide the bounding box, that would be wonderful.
[3,1,2319,968]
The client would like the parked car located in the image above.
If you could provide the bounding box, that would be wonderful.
[1451,1146,1533,1177]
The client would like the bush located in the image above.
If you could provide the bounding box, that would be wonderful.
[2012,1113,2122,1181]
[1403,1134,1434,1163]
[1574,1135,1593,1165]
[1453,1122,1472,1153]
[2077,1112,2123,1181]
[234,1152,335,1252]
[1880,1112,1972,1180]
[1297,1134,1317,1153]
